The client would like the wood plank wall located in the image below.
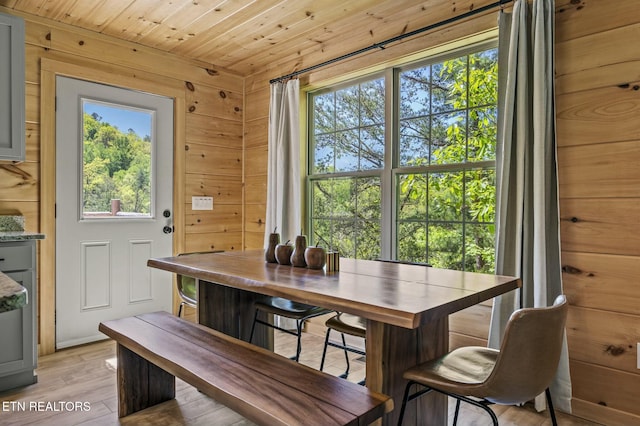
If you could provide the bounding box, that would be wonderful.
[0,6,244,355]
[556,0,640,424]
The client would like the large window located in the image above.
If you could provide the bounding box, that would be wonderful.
[308,42,498,272]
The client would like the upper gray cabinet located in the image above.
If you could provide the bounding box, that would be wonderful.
[0,12,25,162]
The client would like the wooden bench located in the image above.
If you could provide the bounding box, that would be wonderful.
[99,311,393,425]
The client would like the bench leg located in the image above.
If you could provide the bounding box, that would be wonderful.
[117,344,176,417]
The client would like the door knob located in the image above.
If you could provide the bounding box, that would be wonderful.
[163,226,173,234]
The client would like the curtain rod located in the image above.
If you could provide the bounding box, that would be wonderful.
[270,0,512,84]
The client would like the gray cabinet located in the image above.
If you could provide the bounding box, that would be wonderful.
[0,12,25,161]
[0,241,37,391]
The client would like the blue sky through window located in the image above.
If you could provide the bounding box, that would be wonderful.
[83,101,152,139]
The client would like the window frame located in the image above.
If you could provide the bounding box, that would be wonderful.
[306,38,499,267]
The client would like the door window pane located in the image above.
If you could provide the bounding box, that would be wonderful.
[81,100,154,219]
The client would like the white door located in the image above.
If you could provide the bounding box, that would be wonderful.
[55,76,173,348]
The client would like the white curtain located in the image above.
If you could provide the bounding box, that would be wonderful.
[265,79,301,330]
[489,0,571,413]
[264,79,301,248]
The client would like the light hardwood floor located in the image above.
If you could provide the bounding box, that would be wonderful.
[0,310,602,426]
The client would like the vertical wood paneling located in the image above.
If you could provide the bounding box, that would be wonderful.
[562,251,640,315]
[570,360,640,419]
[244,117,268,149]
[556,0,640,422]
[449,332,487,350]
[185,113,243,144]
[184,142,242,177]
[555,23,640,79]
[556,85,640,145]
[560,198,640,256]
[185,83,243,122]
[184,232,242,253]
[571,398,640,426]
[244,88,270,122]
[555,0,640,42]
[245,177,267,205]
[185,175,242,204]
[566,306,640,374]
[558,141,640,198]
[185,205,242,233]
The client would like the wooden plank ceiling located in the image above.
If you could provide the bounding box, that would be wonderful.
[0,0,501,77]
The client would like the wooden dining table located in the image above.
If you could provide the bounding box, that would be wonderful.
[147,249,520,425]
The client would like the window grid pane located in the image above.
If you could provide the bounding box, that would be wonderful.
[309,176,381,259]
[311,77,385,174]
[308,43,497,271]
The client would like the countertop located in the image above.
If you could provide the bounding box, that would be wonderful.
[0,271,27,313]
[0,232,45,241]
[0,216,45,241]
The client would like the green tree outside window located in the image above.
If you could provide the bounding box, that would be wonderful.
[308,43,498,273]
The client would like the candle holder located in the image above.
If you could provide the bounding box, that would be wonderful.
[325,251,340,272]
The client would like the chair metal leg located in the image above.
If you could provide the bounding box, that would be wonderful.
[319,328,331,371]
[250,310,315,362]
[248,308,259,344]
[453,399,461,426]
[320,328,358,379]
[399,382,498,426]
[397,380,415,426]
[454,395,498,426]
[545,387,558,426]
[339,333,351,377]
[294,320,303,362]
[397,382,433,425]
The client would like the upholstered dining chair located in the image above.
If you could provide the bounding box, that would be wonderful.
[176,251,223,317]
[397,294,568,426]
[249,297,332,362]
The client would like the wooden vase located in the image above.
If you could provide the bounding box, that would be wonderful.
[290,235,307,267]
[304,246,326,270]
[265,233,280,263]
[275,243,293,265]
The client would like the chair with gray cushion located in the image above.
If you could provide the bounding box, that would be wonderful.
[397,294,568,426]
